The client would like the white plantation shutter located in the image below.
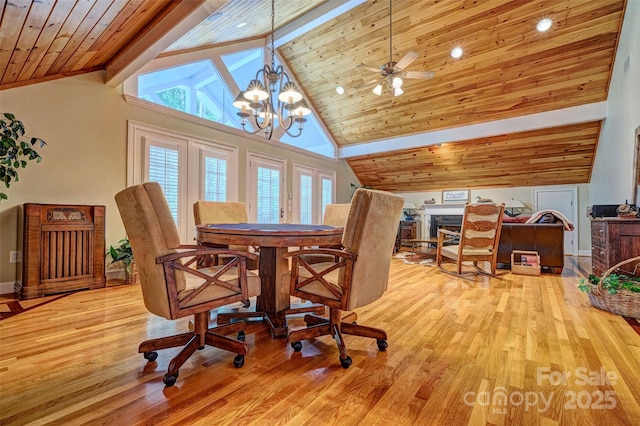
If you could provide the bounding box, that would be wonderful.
[204,156,227,201]
[321,176,333,220]
[148,145,180,224]
[299,174,313,224]
[257,166,281,223]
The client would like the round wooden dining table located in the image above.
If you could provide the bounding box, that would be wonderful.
[196,223,343,338]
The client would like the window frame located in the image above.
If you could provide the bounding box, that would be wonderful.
[123,40,338,159]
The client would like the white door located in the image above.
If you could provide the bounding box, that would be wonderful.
[247,153,286,223]
[533,188,577,255]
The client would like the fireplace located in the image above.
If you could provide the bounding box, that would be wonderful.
[430,215,463,238]
[421,204,465,238]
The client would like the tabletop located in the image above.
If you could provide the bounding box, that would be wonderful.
[196,223,343,247]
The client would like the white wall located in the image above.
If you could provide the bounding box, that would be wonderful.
[590,0,640,204]
[0,72,345,286]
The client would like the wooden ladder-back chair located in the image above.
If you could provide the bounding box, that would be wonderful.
[115,183,261,386]
[436,203,505,277]
[284,189,404,368]
[193,201,259,271]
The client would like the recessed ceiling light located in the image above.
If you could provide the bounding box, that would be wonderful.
[336,86,344,95]
[451,46,463,59]
[206,12,223,22]
[237,22,247,28]
[536,18,552,32]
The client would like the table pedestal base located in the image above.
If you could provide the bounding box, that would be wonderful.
[216,305,325,339]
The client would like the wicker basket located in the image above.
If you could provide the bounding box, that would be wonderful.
[511,250,541,276]
[587,256,640,319]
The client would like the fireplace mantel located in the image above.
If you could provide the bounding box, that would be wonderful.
[422,204,465,237]
[422,204,466,215]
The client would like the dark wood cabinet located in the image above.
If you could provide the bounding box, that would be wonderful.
[590,219,640,276]
[398,221,421,248]
[18,204,106,299]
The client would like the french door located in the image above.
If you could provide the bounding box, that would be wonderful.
[247,153,286,223]
[128,122,238,242]
[292,163,335,224]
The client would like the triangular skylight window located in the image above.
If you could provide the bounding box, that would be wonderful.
[138,59,242,129]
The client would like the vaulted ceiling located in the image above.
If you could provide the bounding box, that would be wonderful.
[0,0,628,191]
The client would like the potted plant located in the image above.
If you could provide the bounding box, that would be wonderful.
[109,238,137,284]
[0,113,46,201]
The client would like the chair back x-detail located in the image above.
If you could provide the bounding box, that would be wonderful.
[284,188,404,368]
[116,183,260,386]
[436,203,505,277]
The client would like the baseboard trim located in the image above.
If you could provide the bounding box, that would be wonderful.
[0,281,15,296]
[578,250,591,257]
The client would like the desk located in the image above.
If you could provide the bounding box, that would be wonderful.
[196,223,343,338]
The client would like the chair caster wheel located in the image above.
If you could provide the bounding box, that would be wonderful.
[233,354,245,368]
[291,341,302,352]
[237,330,246,341]
[340,356,352,369]
[143,351,158,362]
[163,372,178,387]
[377,339,388,351]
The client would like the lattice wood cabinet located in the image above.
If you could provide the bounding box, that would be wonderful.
[18,204,106,299]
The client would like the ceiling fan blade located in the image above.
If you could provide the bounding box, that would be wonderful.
[395,51,419,70]
[354,78,382,89]
[358,63,382,73]
[404,70,435,80]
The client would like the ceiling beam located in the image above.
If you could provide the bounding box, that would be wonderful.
[105,0,228,88]
[339,101,608,158]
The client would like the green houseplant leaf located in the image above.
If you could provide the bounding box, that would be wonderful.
[109,238,134,267]
[0,113,46,201]
[579,273,640,295]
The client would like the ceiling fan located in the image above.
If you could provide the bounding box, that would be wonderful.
[357,0,435,96]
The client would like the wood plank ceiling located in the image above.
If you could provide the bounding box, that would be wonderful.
[0,0,627,192]
[347,121,602,191]
[0,0,191,88]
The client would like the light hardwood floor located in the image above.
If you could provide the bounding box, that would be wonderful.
[1,257,639,425]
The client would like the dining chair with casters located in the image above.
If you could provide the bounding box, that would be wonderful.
[115,183,261,386]
[299,202,351,265]
[193,201,259,270]
[194,200,259,308]
[284,188,404,368]
[322,203,351,228]
[436,203,505,277]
